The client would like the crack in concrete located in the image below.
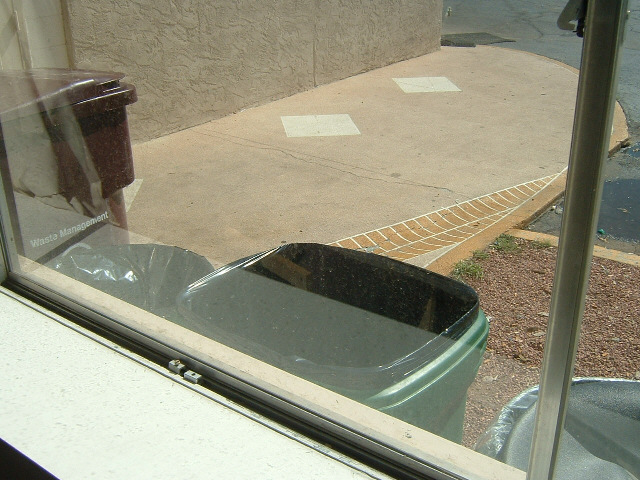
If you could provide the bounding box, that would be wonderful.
[194,129,459,195]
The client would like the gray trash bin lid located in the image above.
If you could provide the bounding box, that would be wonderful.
[475,378,640,479]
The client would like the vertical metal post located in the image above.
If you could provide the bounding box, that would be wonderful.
[527,1,628,479]
[0,121,17,283]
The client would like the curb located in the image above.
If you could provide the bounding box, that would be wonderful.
[507,229,640,267]
[426,171,567,275]
[427,101,629,276]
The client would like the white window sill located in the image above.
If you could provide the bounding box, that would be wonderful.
[0,288,389,479]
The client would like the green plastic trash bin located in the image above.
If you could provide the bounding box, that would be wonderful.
[178,243,489,442]
[48,242,488,442]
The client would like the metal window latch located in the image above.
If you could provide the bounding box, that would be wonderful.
[183,370,202,385]
[168,359,186,375]
[168,360,202,384]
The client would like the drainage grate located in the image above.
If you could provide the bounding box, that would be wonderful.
[441,32,515,48]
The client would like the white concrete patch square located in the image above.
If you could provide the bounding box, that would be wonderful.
[281,114,361,137]
[393,77,461,93]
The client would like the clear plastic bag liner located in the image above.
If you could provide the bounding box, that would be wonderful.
[49,242,480,391]
[474,385,540,459]
[475,378,640,479]
[47,243,215,320]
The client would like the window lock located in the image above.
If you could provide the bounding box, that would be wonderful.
[183,370,202,385]
[168,359,186,375]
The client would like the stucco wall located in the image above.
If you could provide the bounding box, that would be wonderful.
[62,0,442,143]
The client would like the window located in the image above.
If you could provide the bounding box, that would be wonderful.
[0,1,635,479]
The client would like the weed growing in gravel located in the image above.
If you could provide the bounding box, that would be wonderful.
[531,239,553,249]
[492,233,520,252]
[452,259,484,280]
[472,249,490,260]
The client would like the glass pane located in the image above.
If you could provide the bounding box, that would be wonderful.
[1,1,632,478]
[464,0,639,477]
[440,0,585,461]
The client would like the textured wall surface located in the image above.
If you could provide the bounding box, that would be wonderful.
[63,0,441,142]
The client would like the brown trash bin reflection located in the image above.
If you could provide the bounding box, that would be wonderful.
[0,68,137,258]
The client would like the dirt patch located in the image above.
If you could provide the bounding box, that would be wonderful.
[458,237,640,447]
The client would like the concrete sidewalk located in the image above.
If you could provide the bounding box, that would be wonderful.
[125,45,628,272]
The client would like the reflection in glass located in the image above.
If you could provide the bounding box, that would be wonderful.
[0,69,136,264]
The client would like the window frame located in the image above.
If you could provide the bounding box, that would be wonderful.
[0,1,631,479]
[0,245,526,480]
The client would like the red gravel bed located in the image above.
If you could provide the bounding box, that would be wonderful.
[458,237,640,447]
